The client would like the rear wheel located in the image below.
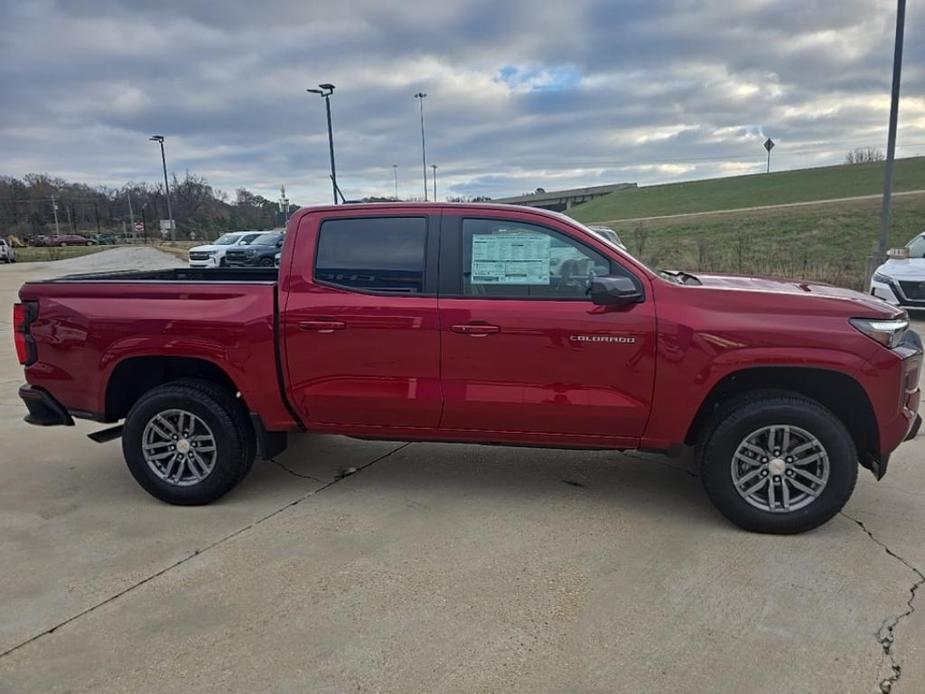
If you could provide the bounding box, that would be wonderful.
[258,257,274,267]
[698,392,857,534]
[122,379,255,504]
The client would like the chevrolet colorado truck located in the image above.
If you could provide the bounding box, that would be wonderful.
[13,203,922,533]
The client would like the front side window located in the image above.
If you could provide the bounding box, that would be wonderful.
[461,218,611,298]
[315,217,427,294]
[214,234,240,245]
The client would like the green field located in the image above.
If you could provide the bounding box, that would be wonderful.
[13,246,111,263]
[569,156,925,223]
[602,193,924,290]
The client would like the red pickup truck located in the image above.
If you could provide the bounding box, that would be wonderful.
[13,203,922,533]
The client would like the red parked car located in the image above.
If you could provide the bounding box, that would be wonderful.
[48,234,92,246]
[13,203,922,533]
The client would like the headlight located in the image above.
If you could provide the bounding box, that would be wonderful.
[850,317,909,349]
[872,272,892,284]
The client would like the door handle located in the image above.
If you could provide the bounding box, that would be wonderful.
[299,320,346,333]
[451,323,500,336]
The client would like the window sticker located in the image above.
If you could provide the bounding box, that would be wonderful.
[471,232,551,285]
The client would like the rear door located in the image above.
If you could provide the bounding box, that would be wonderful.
[437,211,657,442]
[282,211,442,428]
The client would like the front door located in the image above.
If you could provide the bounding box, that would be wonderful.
[282,212,442,428]
[438,213,657,442]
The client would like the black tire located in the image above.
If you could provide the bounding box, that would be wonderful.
[122,379,256,505]
[698,391,857,534]
[258,257,274,267]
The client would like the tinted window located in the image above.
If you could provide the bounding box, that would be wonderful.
[253,232,282,245]
[315,217,427,294]
[461,219,611,299]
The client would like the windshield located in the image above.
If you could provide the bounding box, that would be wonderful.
[906,234,925,258]
[214,234,241,246]
[253,232,282,245]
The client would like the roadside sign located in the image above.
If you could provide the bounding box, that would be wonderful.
[764,138,775,152]
[134,222,144,233]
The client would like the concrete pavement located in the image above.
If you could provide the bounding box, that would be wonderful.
[1,252,923,693]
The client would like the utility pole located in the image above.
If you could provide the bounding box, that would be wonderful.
[50,195,61,236]
[307,84,338,205]
[149,135,175,242]
[414,92,428,200]
[431,164,438,201]
[127,191,135,240]
[392,164,398,200]
[876,0,906,261]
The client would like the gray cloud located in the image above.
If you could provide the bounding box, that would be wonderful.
[1,0,922,204]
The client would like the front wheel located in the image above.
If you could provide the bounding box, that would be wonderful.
[698,392,857,534]
[122,380,256,504]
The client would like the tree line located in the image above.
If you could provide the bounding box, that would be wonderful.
[0,172,298,241]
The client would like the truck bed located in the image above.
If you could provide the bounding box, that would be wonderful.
[18,268,297,430]
[28,267,279,284]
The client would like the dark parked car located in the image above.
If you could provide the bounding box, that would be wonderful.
[50,234,92,247]
[224,230,284,267]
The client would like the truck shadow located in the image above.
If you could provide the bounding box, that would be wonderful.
[261,435,719,529]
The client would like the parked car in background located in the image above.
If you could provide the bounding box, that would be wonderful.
[223,230,284,267]
[49,234,92,247]
[188,231,265,268]
[93,233,118,245]
[588,225,627,250]
[870,232,925,311]
[0,237,16,263]
[29,235,49,247]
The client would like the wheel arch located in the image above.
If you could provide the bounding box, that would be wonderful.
[686,366,879,467]
[105,355,242,422]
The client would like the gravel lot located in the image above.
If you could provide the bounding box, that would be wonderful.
[1,249,923,693]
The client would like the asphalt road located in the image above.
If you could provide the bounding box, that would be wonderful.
[1,252,923,693]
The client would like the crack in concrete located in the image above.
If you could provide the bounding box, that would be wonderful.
[0,441,411,661]
[269,456,325,482]
[841,512,925,693]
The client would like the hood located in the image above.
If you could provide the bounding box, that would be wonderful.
[189,244,225,253]
[693,272,901,317]
[874,258,925,280]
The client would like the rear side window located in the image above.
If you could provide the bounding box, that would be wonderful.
[315,217,427,294]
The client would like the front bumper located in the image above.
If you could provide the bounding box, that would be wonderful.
[188,256,220,268]
[19,385,74,426]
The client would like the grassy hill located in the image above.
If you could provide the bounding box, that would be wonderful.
[568,156,925,223]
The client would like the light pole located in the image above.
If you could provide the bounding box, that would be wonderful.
[414,92,428,200]
[307,83,338,205]
[149,135,174,242]
[877,0,906,260]
[392,164,398,200]
[431,164,438,201]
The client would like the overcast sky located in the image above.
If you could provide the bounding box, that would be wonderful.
[1,0,922,205]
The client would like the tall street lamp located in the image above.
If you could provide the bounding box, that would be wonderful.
[148,135,174,242]
[877,0,906,259]
[392,164,399,200]
[414,92,428,200]
[431,164,438,201]
[307,83,338,205]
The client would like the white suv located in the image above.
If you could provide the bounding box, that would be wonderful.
[0,237,16,263]
[188,231,264,268]
[869,232,925,310]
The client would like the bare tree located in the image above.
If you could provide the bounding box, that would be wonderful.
[845,147,885,165]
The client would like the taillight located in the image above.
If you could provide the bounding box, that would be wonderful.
[13,302,37,365]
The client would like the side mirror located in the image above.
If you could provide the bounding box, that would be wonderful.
[589,276,643,306]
